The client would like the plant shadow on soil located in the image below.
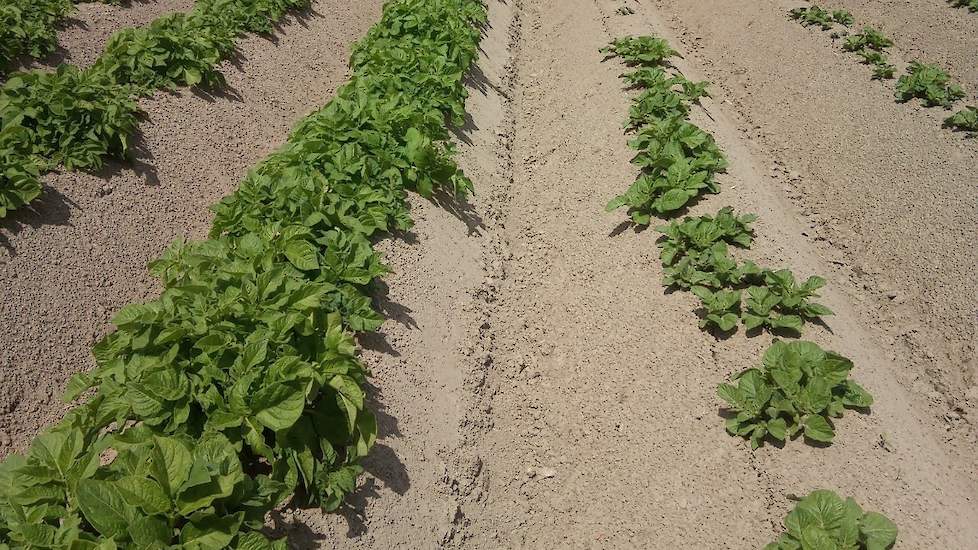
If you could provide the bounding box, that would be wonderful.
[430,186,485,235]
[264,385,410,545]
[0,186,76,255]
[262,7,323,47]
[94,126,161,186]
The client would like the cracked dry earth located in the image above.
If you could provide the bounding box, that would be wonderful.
[1,0,977,548]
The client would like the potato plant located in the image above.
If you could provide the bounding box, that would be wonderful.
[842,27,893,52]
[766,490,898,550]
[718,340,873,448]
[657,209,832,334]
[603,37,725,223]
[895,61,967,107]
[788,6,852,29]
[842,28,896,80]
[0,0,73,73]
[0,0,487,546]
[948,0,978,12]
[944,106,978,133]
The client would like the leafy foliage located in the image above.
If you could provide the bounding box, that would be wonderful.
[656,207,758,289]
[788,6,851,29]
[766,490,898,550]
[831,10,855,26]
[600,36,677,66]
[655,208,831,334]
[691,286,742,332]
[603,36,725,223]
[842,28,895,80]
[944,106,978,133]
[948,0,978,12]
[0,126,40,217]
[0,65,139,170]
[895,61,967,107]
[842,27,893,52]
[856,50,895,80]
[656,206,756,265]
[0,0,487,545]
[742,270,833,334]
[93,13,234,94]
[0,0,74,73]
[718,340,873,448]
[0,0,313,218]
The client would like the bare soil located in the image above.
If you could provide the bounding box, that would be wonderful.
[1,0,976,547]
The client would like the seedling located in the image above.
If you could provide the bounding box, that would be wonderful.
[944,106,978,133]
[718,340,874,448]
[895,61,966,107]
[842,27,893,52]
[788,7,853,29]
[766,490,898,549]
[692,286,742,331]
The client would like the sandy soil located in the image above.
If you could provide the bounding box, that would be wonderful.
[651,0,978,454]
[814,0,978,87]
[284,0,978,547]
[1,0,976,547]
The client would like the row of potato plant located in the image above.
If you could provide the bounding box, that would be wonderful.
[0,0,486,547]
[0,0,312,219]
[948,0,978,13]
[0,0,73,74]
[789,5,977,134]
[2,0,136,74]
[604,35,897,548]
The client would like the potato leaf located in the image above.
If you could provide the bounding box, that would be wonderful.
[768,490,897,550]
[718,340,872,447]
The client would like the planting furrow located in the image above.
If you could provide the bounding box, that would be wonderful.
[595,0,978,546]
[0,0,487,546]
[603,32,896,546]
[788,4,976,134]
[454,0,774,545]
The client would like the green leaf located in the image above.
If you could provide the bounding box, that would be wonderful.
[861,511,898,550]
[77,479,132,538]
[803,415,835,443]
[129,515,172,546]
[799,525,837,550]
[150,435,192,497]
[252,382,306,431]
[842,380,874,408]
[284,240,319,271]
[180,512,245,549]
[766,417,787,441]
[115,475,171,515]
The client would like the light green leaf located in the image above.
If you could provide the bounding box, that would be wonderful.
[77,479,131,538]
[861,511,898,550]
[252,382,306,431]
[803,415,835,443]
[284,240,319,271]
